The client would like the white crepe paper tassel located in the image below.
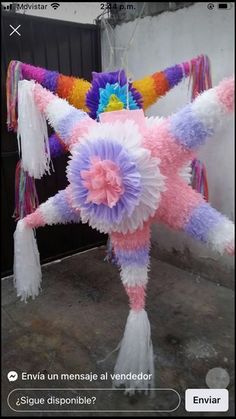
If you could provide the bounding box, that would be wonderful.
[17,80,51,179]
[13,219,42,302]
[113,309,155,395]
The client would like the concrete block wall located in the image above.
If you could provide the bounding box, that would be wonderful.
[101,3,235,283]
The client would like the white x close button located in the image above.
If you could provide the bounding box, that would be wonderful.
[9,24,21,37]
[185,389,229,412]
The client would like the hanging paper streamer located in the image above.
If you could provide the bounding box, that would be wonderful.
[6,60,23,131]
[191,158,209,202]
[187,55,211,201]
[188,54,212,101]
[13,160,39,221]
[13,135,66,221]
[104,235,117,264]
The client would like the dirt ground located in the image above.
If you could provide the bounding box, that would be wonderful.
[1,246,234,417]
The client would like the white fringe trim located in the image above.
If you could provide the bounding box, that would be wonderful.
[17,80,51,179]
[113,309,155,395]
[13,219,42,302]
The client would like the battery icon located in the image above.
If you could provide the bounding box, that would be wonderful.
[218,3,231,8]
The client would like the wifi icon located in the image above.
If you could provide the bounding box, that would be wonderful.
[51,2,60,10]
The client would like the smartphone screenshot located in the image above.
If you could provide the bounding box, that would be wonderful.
[1,1,234,416]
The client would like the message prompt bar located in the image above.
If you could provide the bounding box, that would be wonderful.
[8,388,180,413]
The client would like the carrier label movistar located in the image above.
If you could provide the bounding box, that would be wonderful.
[13,3,48,10]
